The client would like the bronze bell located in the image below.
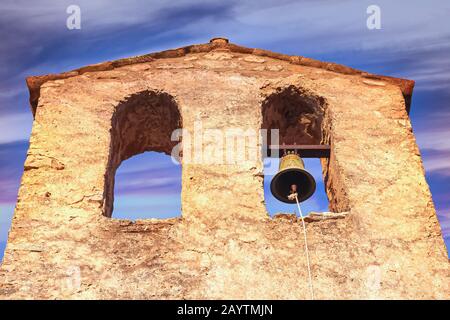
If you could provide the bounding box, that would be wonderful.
[270,151,316,203]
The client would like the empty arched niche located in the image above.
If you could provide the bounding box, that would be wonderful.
[261,85,349,214]
[104,90,182,218]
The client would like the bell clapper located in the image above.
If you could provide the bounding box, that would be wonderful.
[289,183,298,195]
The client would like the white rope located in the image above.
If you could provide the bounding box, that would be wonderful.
[293,194,315,300]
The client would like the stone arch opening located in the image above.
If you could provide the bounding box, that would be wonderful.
[103,90,182,218]
[261,85,348,214]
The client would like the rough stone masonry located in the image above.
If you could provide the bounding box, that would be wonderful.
[0,38,448,299]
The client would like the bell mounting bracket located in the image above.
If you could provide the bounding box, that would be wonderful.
[268,144,331,158]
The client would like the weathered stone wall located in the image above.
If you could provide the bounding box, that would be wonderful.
[0,39,448,299]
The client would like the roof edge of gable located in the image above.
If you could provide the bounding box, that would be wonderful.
[25,37,415,116]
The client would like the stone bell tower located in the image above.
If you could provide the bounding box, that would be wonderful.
[0,38,448,299]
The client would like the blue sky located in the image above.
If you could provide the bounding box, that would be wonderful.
[0,0,449,260]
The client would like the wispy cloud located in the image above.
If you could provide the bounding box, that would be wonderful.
[2,1,450,89]
[0,113,32,144]
[113,151,182,218]
[437,209,450,244]
[415,111,450,176]
[422,153,450,176]
[115,151,181,197]
[417,129,450,153]
[0,141,28,203]
[115,174,181,196]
